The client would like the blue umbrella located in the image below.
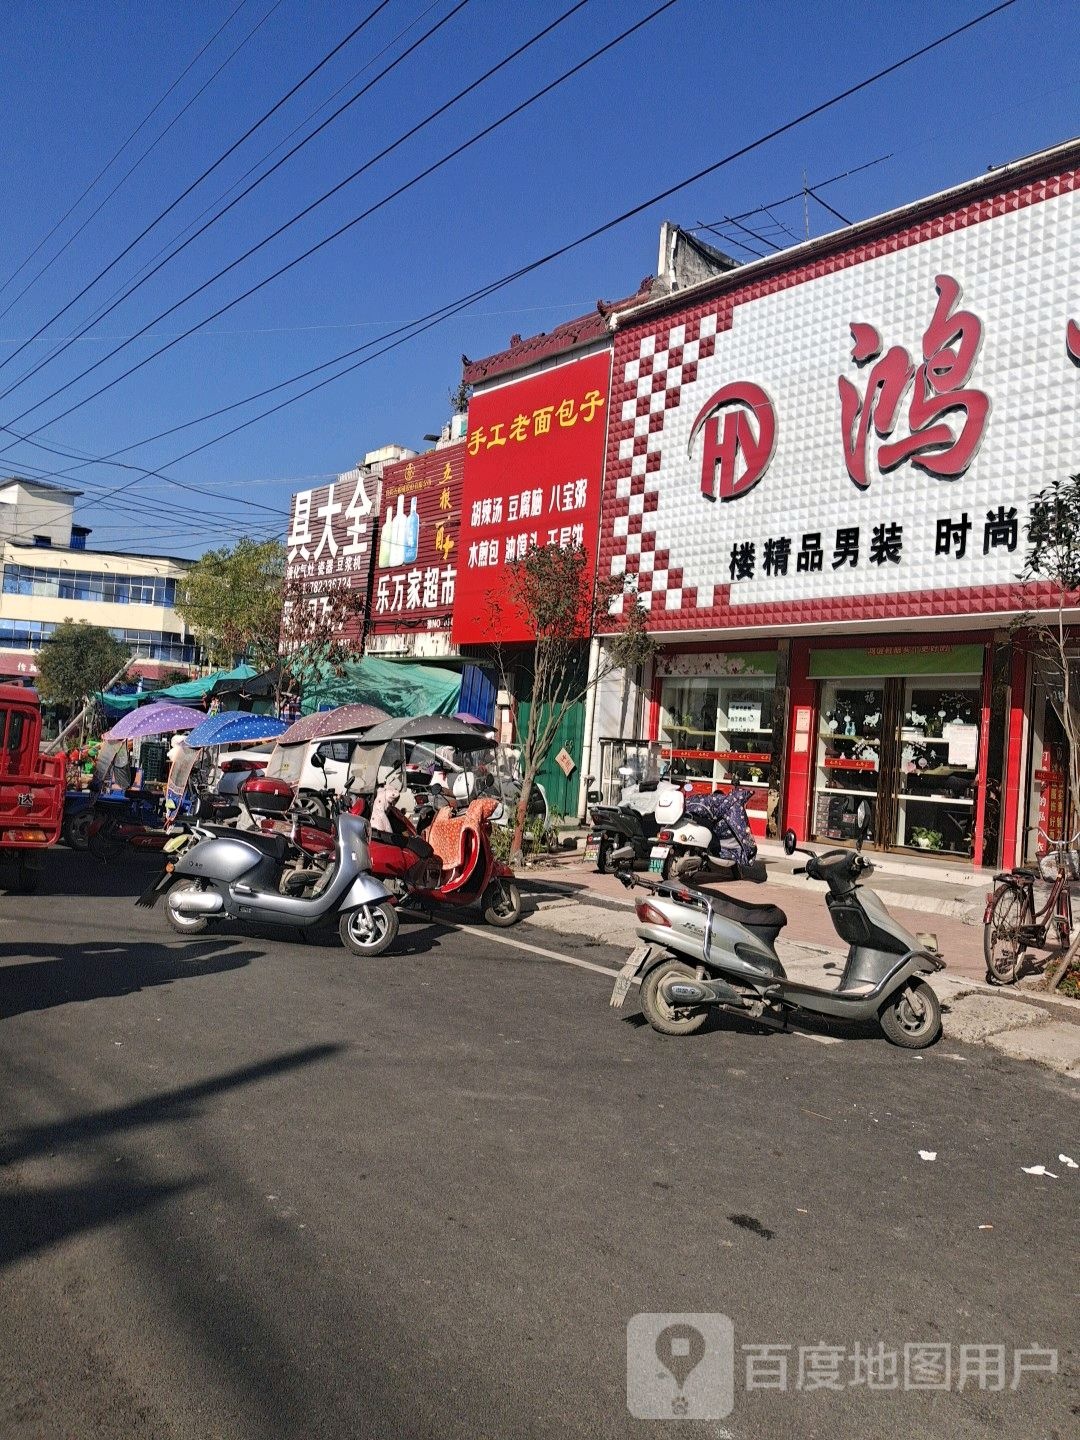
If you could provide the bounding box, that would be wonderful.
[184,713,288,749]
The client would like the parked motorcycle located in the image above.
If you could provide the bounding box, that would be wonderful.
[609,801,945,1048]
[649,785,762,882]
[148,802,398,957]
[585,801,662,873]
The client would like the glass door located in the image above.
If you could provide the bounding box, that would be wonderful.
[812,681,886,842]
[893,678,980,857]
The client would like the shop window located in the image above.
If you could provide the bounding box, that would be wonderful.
[659,672,776,814]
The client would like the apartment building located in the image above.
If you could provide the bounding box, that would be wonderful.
[0,477,200,682]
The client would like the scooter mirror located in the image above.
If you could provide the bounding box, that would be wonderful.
[587,789,600,803]
[310,751,325,769]
[856,800,872,846]
[782,828,798,856]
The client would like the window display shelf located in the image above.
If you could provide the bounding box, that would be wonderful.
[896,793,974,807]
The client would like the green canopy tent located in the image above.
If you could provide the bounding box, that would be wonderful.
[299,657,462,718]
[98,664,258,715]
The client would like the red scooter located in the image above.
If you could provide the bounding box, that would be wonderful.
[263,778,522,926]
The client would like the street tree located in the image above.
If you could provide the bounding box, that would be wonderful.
[175,537,285,669]
[491,542,656,860]
[1023,472,1080,823]
[36,620,131,719]
[277,575,367,710]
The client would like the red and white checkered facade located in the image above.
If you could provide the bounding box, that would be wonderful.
[599,167,1080,634]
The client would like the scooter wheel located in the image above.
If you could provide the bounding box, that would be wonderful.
[639,960,709,1036]
[64,812,92,851]
[595,839,613,874]
[878,979,942,1049]
[339,901,398,957]
[482,878,522,926]
[165,880,209,936]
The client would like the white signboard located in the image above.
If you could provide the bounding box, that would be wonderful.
[727,699,762,733]
[600,180,1080,633]
[944,721,979,769]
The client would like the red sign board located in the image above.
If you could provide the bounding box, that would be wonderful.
[370,445,462,634]
[452,351,611,644]
[284,467,377,641]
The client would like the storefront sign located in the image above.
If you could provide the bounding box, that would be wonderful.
[599,176,1080,633]
[285,468,376,637]
[452,352,611,644]
[808,644,984,680]
[370,445,462,635]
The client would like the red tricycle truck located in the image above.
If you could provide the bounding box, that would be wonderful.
[0,685,64,893]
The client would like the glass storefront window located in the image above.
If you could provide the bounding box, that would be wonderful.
[895,678,980,856]
[814,681,884,841]
[659,674,776,810]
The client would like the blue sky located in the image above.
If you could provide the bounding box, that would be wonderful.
[0,0,1075,556]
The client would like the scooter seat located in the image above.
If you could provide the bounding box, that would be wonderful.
[711,892,787,932]
[224,829,289,861]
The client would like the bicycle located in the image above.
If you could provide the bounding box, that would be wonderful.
[983,830,1079,985]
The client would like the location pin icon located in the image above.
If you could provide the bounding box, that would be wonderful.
[655,1322,706,1391]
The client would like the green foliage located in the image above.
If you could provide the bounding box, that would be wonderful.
[1024,474,1080,590]
[176,537,285,668]
[36,621,130,717]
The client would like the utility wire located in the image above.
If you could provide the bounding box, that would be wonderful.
[807,185,852,225]
[12,0,1017,529]
[58,1,445,361]
[0,0,670,448]
[0,0,250,307]
[0,0,579,424]
[0,0,286,331]
[0,0,397,382]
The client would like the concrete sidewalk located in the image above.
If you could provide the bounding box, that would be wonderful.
[516,863,1080,1078]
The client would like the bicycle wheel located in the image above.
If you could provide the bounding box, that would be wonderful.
[983,882,1026,984]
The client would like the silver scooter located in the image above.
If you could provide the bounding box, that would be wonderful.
[160,807,399,957]
[609,801,945,1048]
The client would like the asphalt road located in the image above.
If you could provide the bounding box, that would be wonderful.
[0,850,1076,1440]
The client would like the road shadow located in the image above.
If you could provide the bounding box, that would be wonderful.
[0,936,257,1022]
[0,1045,342,1272]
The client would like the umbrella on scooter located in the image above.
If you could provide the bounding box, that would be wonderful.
[103,701,205,742]
[184,712,289,748]
[278,703,389,746]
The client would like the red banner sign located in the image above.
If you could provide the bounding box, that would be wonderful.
[662,748,771,763]
[824,756,877,771]
[370,445,462,634]
[451,351,611,644]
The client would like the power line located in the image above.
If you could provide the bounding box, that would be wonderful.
[14,0,1018,532]
[0,0,251,306]
[0,0,286,331]
[0,0,398,384]
[0,0,670,447]
[807,184,852,226]
[0,0,577,425]
[33,1,447,363]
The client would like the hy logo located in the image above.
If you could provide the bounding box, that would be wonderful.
[687,382,776,502]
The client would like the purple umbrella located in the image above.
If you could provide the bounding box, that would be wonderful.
[278,703,389,746]
[103,701,206,742]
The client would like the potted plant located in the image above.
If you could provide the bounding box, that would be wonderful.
[910,826,943,850]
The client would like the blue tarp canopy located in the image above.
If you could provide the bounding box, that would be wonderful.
[184,712,288,749]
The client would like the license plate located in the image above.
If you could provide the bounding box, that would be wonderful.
[610,945,650,1008]
[648,845,671,874]
[584,834,601,863]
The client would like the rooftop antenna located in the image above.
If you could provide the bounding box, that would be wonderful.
[802,169,810,240]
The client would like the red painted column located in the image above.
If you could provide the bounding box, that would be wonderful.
[998,645,1028,869]
[782,638,815,839]
[972,646,993,865]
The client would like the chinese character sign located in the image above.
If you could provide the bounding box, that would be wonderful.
[596,179,1080,633]
[452,351,611,644]
[370,444,463,634]
[283,467,375,645]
